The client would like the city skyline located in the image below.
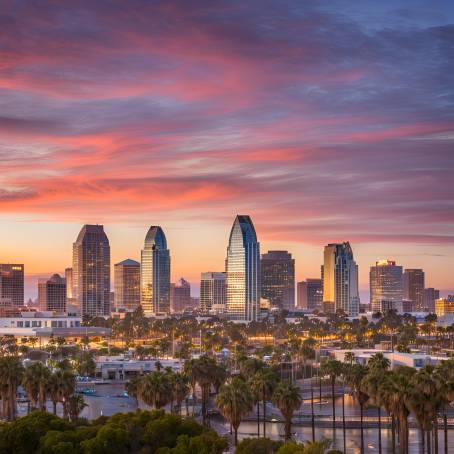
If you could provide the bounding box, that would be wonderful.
[1,1,453,299]
[8,218,453,302]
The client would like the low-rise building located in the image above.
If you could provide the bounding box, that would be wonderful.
[0,311,110,344]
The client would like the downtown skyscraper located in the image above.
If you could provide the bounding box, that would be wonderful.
[200,272,226,315]
[0,264,24,306]
[114,259,140,312]
[370,260,403,313]
[38,273,66,312]
[322,242,359,316]
[140,226,170,315]
[226,215,260,321]
[261,251,295,310]
[404,269,425,311]
[72,225,110,317]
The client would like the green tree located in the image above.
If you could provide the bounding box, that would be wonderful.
[216,377,253,446]
[320,359,343,429]
[139,371,172,409]
[272,380,302,441]
[0,356,24,420]
[235,437,282,454]
[250,367,278,438]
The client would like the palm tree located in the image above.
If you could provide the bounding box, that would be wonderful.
[250,367,278,438]
[345,363,369,454]
[48,369,64,415]
[139,371,172,409]
[320,359,343,429]
[126,376,140,407]
[378,366,415,454]
[22,363,40,410]
[171,372,190,415]
[192,355,225,424]
[410,366,444,454]
[216,377,253,446]
[183,357,198,413]
[435,359,454,454]
[60,369,76,419]
[67,394,87,421]
[0,356,24,420]
[272,380,302,441]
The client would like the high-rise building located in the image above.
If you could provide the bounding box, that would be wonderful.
[424,288,440,313]
[322,242,359,316]
[200,272,226,314]
[370,260,403,313]
[307,278,323,310]
[0,264,24,306]
[226,215,260,321]
[170,278,191,313]
[296,281,307,309]
[435,296,454,317]
[65,267,73,300]
[140,226,170,315]
[72,225,111,317]
[404,269,425,311]
[297,279,322,310]
[261,251,295,310]
[114,259,140,312]
[38,274,66,312]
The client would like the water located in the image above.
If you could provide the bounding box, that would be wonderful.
[17,383,452,453]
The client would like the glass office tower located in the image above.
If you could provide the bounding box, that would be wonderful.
[140,226,170,315]
[226,215,260,321]
[72,225,110,317]
[323,242,359,316]
[370,260,403,313]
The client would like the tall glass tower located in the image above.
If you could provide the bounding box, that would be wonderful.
[72,225,110,317]
[323,242,359,316]
[140,226,170,315]
[226,215,260,321]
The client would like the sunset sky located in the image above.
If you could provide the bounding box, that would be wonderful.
[1,1,453,300]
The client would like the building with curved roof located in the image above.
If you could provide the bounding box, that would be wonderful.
[226,215,260,321]
[140,226,170,315]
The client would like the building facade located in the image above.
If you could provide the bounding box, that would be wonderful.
[140,226,170,315]
[38,274,66,312]
[370,260,403,314]
[261,251,295,311]
[404,269,425,311]
[226,215,260,321]
[323,242,359,316]
[297,279,322,310]
[170,278,191,313]
[435,296,454,317]
[114,259,140,312]
[72,225,111,317]
[200,272,226,314]
[65,267,73,300]
[424,288,440,313]
[0,264,24,306]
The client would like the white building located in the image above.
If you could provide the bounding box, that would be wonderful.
[0,311,110,343]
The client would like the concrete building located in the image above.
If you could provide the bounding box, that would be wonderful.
[435,296,454,317]
[114,259,140,312]
[140,226,170,315]
[0,264,24,306]
[226,215,260,321]
[370,260,403,314]
[424,288,440,313]
[65,267,73,300]
[323,242,359,316]
[404,269,425,311]
[0,311,110,344]
[297,279,322,311]
[73,225,111,317]
[261,251,295,311]
[170,278,191,313]
[200,272,226,315]
[38,274,66,312]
